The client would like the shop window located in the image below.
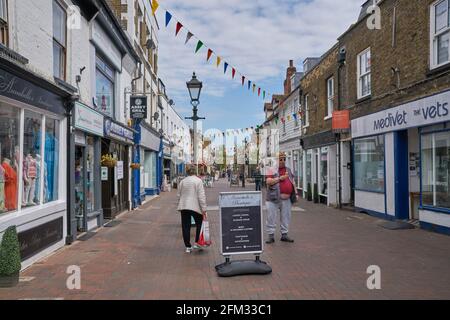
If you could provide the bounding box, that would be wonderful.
[431,0,450,69]
[53,0,66,80]
[326,77,334,118]
[44,118,60,203]
[357,48,371,99]
[23,110,42,207]
[140,149,145,194]
[0,104,19,215]
[320,147,328,196]
[306,150,312,187]
[95,55,115,117]
[354,135,385,193]
[421,130,450,209]
[144,151,156,189]
[86,136,95,213]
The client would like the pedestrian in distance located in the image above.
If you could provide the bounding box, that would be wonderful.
[254,166,263,191]
[240,171,245,188]
[177,165,208,253]
[265,152,298,244]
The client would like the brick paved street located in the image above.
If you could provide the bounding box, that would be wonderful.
[1,179,449,300]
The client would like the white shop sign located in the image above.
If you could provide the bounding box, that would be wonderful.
[117,161,124,180]
[74,102,104,137]
[352,90,450,138]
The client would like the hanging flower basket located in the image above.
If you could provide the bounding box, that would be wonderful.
[130,163,141,170]
[101,155,117,168]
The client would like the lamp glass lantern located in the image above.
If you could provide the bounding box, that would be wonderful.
[186,72,202,104]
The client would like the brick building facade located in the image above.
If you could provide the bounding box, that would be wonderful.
[262,0,450,234]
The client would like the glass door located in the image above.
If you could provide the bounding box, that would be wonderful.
[74,146,86,233]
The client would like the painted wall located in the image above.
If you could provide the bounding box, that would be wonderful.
[419,210,450,228]
[385,132,396,216]
[355,190,385,214]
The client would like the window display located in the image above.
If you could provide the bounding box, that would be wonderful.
[86,137,95,213]
[23,110,42,207]
[144,151,156,189]
[74,146,84,231]
[0,104,20,214]
[421,130,450,209]
[44,118,59,203]
[320,147,328,196]
[306,150,312,187]
[354,135,385,193]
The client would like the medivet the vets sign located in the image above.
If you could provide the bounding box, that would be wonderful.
[352,90,450,138]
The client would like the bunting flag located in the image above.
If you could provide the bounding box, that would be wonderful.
[161,7,270,101]
[195,40,204,53]
[185,31,194,44]
[207,49,213,62]
[175,22,183,36]
[287,115,291,121]
[151,0,159,15]
[165,11,172,27]
[293,113,298,121]
[224,62,229,74]
[275,117,279,125]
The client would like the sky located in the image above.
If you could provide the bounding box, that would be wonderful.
[150,0,363,133]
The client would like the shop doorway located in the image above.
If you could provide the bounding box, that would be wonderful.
[395,130,410,220]
[101,140,129,219]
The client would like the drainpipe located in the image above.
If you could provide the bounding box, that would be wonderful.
[337,53,345,209]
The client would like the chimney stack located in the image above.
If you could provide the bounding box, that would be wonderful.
[284,60,297,95]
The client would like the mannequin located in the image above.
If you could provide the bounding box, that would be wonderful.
[23,153,37,206]
[35,154,41,203]
[2,157,17,211]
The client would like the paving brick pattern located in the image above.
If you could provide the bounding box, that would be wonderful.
[1,180,449,300]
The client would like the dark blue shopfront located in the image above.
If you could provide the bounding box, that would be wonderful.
[132,121,162,209]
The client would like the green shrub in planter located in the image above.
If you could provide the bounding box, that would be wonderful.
[313,184,319,203]
[0,226,21,287]
[307,183,312,201]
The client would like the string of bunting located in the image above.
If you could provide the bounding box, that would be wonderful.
[150,0,271,101]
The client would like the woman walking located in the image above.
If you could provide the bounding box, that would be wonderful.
[177,165,208,253]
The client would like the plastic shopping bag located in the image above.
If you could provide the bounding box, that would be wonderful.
[198,219,211,247]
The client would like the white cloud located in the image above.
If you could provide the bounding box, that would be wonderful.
[154,0,362,101]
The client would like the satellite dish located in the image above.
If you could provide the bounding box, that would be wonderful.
[169,99,174,106]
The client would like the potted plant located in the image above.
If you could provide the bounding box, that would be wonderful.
[0,226,21,287]
[313,183,319,203]
[307,183,312,201]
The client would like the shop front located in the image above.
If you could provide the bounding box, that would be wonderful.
[351,90,450,234]
[300,131,338,206]
[72,102,104,234]
[0,58,73,269]
[102,118,134,220]
[140,122,160,197]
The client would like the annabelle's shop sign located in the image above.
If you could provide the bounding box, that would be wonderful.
[352,90,450,138]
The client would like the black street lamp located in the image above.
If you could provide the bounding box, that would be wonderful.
[185,72,205,175]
